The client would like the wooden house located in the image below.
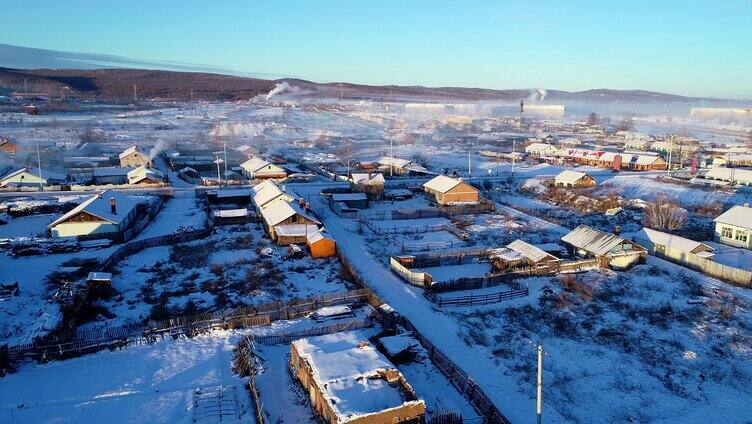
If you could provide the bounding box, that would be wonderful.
[240,156,287,180]
[260,200,320,240]
[554,170,596,188]
[422,175,479,205]
[290,332,425,424]
[127,166,164,185]
[48,190,139,240]
[0,166,67,187]
[119,146,152,168]
[561,225,647,269]
[349,173,385,198]
[713,204,752,249]
[251,180,294,211]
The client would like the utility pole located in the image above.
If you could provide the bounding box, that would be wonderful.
[133,84,138,103]
[390,139,394,177]
[214,156,223,188]
[667,136,673,174]
[223,139,228,176]
[339,83,343,101]
[36,141,43,191]
[537,344,543,424]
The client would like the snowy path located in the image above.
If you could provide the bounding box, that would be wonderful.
[292,183,566,424]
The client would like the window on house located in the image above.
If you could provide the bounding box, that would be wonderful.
[735,230,748,243]
[721,226,733,238]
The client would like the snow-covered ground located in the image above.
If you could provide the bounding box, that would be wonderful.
[0,213,55,238]
[0,332,249,423]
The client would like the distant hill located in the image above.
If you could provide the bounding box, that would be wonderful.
[0,67,726,104]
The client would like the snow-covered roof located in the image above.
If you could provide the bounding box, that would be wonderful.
[215,188,252,198]
[253,181,290,208]
[331,193,367,202]
[704,167,752,184]
[274,224,320,237]
[422,175,465,193]
[93,167,130,177]
[261,200,320,227]
[252,179,277,194]
[555,170,591,184]
[525,142,558,152]
[49,190,139,228]
[634,228,713,254]
[212,208,249,218]
[127,166,163,184]
[378,156,411,169]
[506,239,559,263]
[118,146,143,159]
[561,225,633,256]
[714,205,752,229]
[86,272,112,281]
[379,335,418,357]
[307,230,335,244]
[0,166,66,183]
[350,173,385,185]
[240,156,272,172]
[292,332,422,421]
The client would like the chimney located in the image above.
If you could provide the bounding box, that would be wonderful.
[745,203,750,208]
[110,197,117,215]
[97,192,103,199]
[613,225,621,236]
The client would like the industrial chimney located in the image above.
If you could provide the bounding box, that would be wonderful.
[110,197,117,215]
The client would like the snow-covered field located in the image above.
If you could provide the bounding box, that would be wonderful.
[446,259,752,423]
[0,332,249,423]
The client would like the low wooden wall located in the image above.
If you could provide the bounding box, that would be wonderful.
[635,237,752,287]
[390,257,432,287]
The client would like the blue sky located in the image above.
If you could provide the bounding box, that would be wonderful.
[1,0,750,98]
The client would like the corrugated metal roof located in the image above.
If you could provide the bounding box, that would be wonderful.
[275,224,320,237]
[561,225,627,256]
[507,239,558,263]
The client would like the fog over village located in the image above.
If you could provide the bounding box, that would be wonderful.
[1,2,751,424]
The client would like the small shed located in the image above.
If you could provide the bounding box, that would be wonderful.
[490,239,561,273]
[307,230,337,259]
[330,192,369,209]
[212,208,250,225]
[86,272,112,286]
[274,224,320,246]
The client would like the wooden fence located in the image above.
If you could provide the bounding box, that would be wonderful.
[248,316,375,345]
[390,257,432,287]
[7,288,371,363]
[336,253,513,424]
[398,317,512,424]
[558,258,600,273]
[98,226,213,271]
[425,287,530,307]
[635,237,752,287]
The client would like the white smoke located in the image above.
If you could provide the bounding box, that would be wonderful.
[149,138,172,159]
[529,88,548,103]
[266,81,291,101]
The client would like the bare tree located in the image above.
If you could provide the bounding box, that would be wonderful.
[586,113,599,126]
[642,196,688,231]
